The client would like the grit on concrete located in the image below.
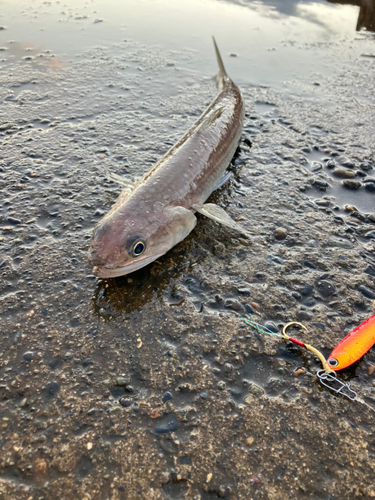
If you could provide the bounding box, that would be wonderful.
[0,40,375,500]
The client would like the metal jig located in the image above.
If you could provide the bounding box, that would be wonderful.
[242,314,375,412]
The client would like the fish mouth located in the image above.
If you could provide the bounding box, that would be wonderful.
[92,254,164,279]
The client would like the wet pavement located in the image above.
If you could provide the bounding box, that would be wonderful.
[1,1,375,499]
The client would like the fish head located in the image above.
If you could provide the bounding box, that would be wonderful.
[88,204,197,278]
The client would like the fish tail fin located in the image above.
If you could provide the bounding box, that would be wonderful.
[212,37,227,86]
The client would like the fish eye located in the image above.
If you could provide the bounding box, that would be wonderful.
[328,358,339,367]
[132,240,146,257]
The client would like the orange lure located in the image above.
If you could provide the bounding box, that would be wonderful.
[327,314,375,371]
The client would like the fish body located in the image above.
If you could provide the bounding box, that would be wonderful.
[88,39,247,278]
[327,314,375,370]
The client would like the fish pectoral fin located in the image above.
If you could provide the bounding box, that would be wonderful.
[214,171,232,190]
[192,203,250,238]
[106,170,137,189]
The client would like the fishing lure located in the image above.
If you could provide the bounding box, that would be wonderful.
[241,315,375,412]
[327,314,375,371]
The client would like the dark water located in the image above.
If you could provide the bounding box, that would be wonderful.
[0,1,375,499]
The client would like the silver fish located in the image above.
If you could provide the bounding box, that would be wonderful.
[88,39,247,278]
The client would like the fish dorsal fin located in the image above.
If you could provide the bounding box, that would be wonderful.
[213,37,227,81]
[192,202,250,237]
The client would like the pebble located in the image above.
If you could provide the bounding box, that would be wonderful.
[274,227,287,240]
[49,357,61,370]
[23,351,34,361]
[339,156,355,168]
[162,391,172,403]
[218,381,226,390]
[306,239,317,247]
[369,365,375,376]
[160,472,170,486]
[116,376,130,386]
[332,168,356,178]
[300,283,313,296]
[326,159,336,168]
[359,161,373,171]
[304,260,316,269]
[47,204,59,216]
[218,486,226,497]
[296,310,313,321]
[7,216,21,224]
[244,303,254,314]
[313,179,328,188]
[311,162,323,172]
[264,322,278,333]
[314,199,329,207]
[342,179,361,189]
[365,265,375,277]
[34,458,48,483]
[358,285,375,300]
[246,436,254,446]
[237,287,251,296]
[155,414,178,434]
[119,397,134,408]
[224,298,243,312]
[224,363,233,373]
[364,182,375,192]
[344,204,358,212]
[249,384,264,397]
[44,381,60,397]
[315,280,335,298]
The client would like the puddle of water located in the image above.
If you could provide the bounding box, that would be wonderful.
[0,0,374,94]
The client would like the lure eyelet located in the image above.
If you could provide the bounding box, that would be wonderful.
[132,240,146,257]
[328,358,339,367]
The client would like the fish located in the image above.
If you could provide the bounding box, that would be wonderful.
[88,38,247,278]
[327,314,375,370]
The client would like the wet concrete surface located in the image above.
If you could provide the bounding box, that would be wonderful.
[1,11,375,500]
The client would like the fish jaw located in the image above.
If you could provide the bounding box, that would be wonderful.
[88,205,197,278]
[92,253,165,278]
